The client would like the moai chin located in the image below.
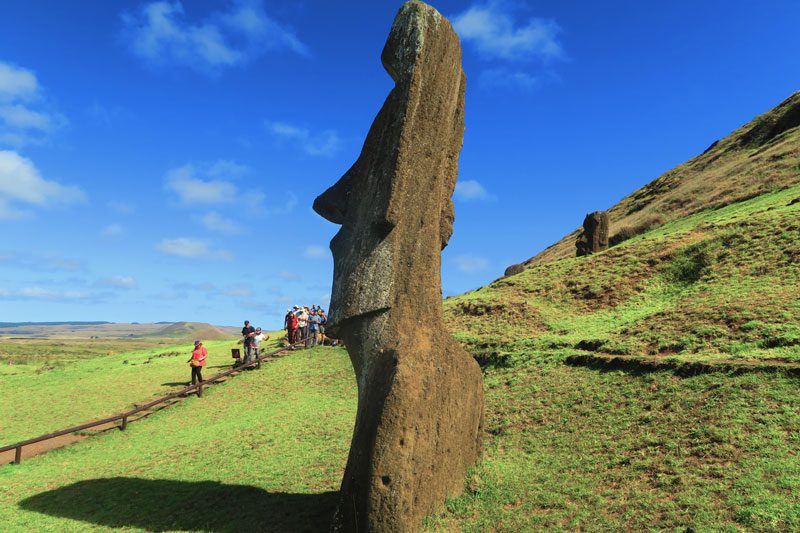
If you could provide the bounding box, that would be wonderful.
[312,2,484,530]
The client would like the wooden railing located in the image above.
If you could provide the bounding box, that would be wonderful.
[0,337,312,465]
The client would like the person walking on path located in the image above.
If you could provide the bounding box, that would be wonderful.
[253,328,269,368]
[242,320,256,365]
[297,307,309,348]
[188,340,207,385]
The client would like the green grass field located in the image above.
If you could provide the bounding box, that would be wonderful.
[1,346,356,532]
[2,339,798,531]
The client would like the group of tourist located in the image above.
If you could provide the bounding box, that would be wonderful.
[186,307,334,385]
[283,305,334,349]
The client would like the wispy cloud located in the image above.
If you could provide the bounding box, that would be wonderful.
[120,0,309,73]
[165,163,239,205]
[303,245,327,259]
[0,251,85,272]
[454,254,489,274]
[452,2,565,91]
[278,270,299,281]
[95,275,137,289]
[265,120,341,156]
[198,211,242,234]
[157,237,233,261]
[0,286,90,302]
[101,223,124,237]
[164,160,295,215]
[0,61,67,147]
[221,284,253,298]
[454,179,495,202]
[0,150,86,219]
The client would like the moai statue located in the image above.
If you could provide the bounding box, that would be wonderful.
[576,211,609,256]
[312,2,484,531]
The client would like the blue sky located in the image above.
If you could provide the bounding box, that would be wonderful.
[1,0,798,328]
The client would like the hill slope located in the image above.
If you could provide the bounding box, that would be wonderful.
[446,91,800,366]
[528,90,800,265]
[148,321,236,341]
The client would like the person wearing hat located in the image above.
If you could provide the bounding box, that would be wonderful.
[285,308,299,347]
[297,306,309,348]
[242,320,256,365]
[188,340,207,385]
[252,327,269,368]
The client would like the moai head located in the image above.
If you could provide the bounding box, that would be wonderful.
[313,1,464,334]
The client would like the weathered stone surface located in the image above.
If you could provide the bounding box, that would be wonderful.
[312,2,484,530]
[576,211,610,256]
[504,263,525,277]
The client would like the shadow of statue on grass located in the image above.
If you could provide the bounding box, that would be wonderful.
[19,477,337,532]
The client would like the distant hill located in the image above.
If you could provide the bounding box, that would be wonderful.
[524,90,800,266]
[150,321,237,341]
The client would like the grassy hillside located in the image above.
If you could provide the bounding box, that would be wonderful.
[2,347,797,531]
[0,348,355,532]
[446,184,800,366]
[0,339,240,444]
[530,90,800,265]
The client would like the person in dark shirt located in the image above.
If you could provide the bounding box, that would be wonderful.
[242,320,256,365]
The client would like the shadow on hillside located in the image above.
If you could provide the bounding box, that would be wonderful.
[19,477,338,532]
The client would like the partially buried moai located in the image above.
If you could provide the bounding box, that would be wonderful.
[312,1,484,531]
[576,211,609,256]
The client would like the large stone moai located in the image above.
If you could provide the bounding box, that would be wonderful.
[576,211,609,256]
[312,2,484,531]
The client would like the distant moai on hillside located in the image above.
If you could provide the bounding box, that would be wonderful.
[576,211,609,256]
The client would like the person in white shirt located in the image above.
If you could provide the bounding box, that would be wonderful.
[252,327,269,368]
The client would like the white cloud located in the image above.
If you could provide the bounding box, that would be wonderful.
[0,286,89,302]
[164,160,295,215]
[454,254,489,274]
[454,179,495,201]
[304,245,327,259]
[205,159,249,179]
[265,120,341,156]
[101,224,124,237]
[479,67,539,90]
[0,61,67,147]
[0,62,38,102]
[120,0,309,73]
[157,237,233,261]
[96,275,137,289]
[0,150,86,218]
[453,3,563,62]
[198,211,242,234]
[165,163,238,204]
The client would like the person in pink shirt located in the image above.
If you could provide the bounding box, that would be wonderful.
[188,339,207,385]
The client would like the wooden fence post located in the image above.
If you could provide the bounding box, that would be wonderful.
[121,416,128,431]
[14,446,22,465]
